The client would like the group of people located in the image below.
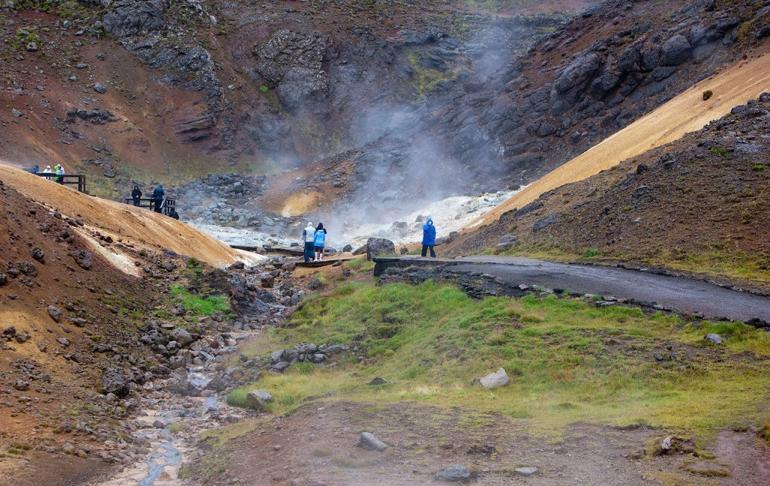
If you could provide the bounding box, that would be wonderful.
[130,184,178,218]
[298,217,438,262]
[302,222,327,262]
[29,164,66,183]
[131,184,165,211]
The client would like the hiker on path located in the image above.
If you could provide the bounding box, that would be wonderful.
[152,184,165,213]
[131,185,142,206]
[43,165,52,180]
[302,222,316,263]
[421,217,437,258]
[313,223,327,262]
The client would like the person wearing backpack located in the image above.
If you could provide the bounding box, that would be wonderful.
[313,223,327,261]
[152,184,165,213]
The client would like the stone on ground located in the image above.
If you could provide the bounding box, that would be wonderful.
[358,432,387,451]
[479,368,509,389]
[515,466,538,476]
[246,390,273,411]
[705,333,722,345]
[436,464,473,482]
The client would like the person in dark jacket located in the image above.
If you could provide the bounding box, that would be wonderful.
[152,185,165,213]
[131,185,142,206]
[313,223,327,262]
[421,217,437,258]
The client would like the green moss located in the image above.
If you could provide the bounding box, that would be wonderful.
[170,284,230,316]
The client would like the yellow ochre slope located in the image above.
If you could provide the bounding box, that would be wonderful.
[479,53,770,225]
[0,164,258,267]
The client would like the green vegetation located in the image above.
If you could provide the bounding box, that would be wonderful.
[582,247,599,258]
[343,257,375,273]
[170,284,230,316]
[407,51,459,98]
[752,163,766,172]
[229,281,770,438]
[709,146,729,158]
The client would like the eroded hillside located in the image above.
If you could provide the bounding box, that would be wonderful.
[452,93,770,290]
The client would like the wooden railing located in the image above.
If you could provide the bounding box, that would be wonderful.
[124,197,177,216]
[37,173,87,193]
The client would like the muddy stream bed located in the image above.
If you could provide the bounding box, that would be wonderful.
[92,332,256,486]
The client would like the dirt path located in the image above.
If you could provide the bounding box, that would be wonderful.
[479,52,770,225]
[374,256,770,323]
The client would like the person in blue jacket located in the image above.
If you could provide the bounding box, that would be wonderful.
[314,223,328,261]
[421,217,437,258]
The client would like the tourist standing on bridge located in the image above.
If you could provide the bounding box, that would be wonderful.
[313,223,327,262]
[54,164,65,184]
[302,222,316,263]
[43,165,52,180]
[131,185,142,206]
[421,217,437,258]
[152,184,165,213]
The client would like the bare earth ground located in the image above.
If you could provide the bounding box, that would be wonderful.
[188,401,770,486]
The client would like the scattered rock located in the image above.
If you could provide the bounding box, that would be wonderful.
[479,368,509,389]
[93,83,107,94]
[101,368,130,397]
[358,432,388,451]
[14,379,30,391]
[70,249,93,270]
[171,328,194,347]
[368,377,389,386]
[30,247,45,262]
[47,305,63,322]
[705,333,722,345]
[515,466,538,476]
[436,464,473,482]
[246,390,273,411]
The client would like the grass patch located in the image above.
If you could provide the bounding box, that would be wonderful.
[170,284,230,316]
[344,258,375,273]
[231,281,770,439]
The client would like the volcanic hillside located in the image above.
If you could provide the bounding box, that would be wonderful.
[451,93,770,291]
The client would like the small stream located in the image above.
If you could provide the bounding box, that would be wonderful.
[94,336,250,486]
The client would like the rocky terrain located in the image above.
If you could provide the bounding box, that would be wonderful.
[451,93,770,291]
[4,1,769,234]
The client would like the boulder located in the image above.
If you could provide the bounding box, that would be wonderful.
[246,390,273,411]
[553,52,603,94]
[70,249,93,270]
[358,432,388,451]
[171,328,194,347]
[366,238,396,260]
[101,368,130,397]
[103,0,166,38]
[479,368,509,389]
[660,34,691,66]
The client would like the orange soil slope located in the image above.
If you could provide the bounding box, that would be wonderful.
[0,164,252,267]
[479,52,770,225]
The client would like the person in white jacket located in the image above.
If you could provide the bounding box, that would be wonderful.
[302,222,315,263]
